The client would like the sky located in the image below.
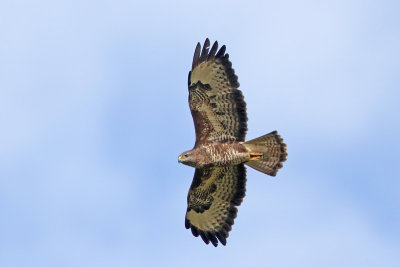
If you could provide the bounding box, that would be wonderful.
[0,0,399,266]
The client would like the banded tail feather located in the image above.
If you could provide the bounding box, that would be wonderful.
[244,131,287,176]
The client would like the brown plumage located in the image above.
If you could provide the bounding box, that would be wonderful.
[178,39,287,247]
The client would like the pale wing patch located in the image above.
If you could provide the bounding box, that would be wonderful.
[186,200,231,235]
[188,39,247,144]
[190,61,231,92]
[185,165,246,247]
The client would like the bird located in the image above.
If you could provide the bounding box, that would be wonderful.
[178,38,287,247]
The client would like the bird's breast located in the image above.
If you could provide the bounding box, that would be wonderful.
[200,142,248,166]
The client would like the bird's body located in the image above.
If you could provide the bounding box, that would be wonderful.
[179,39,287,247]
[179,142,249,168]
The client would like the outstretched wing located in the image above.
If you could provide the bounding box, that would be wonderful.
[185,164,246,247]
[188,38,247,146]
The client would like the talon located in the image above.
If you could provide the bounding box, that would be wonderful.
[249,152,263,160]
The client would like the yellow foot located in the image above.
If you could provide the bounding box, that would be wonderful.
[249,152,263,160]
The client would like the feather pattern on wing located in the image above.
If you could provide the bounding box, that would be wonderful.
[185,164,246,247]
[188,38,248,145]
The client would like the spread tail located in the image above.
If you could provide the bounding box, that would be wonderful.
[243,131,287,176]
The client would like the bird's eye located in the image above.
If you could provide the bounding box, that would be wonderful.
[184,154,189,158]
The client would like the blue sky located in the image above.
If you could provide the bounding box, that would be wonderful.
[1,0,399,266]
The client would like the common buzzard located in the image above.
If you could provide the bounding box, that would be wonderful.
[178,39,287,247]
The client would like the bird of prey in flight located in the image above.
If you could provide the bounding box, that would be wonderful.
[178,39,287,247]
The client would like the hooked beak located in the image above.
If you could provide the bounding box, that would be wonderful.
[178,155,182,163]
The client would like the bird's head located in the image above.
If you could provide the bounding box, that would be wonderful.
[178,150,197,167]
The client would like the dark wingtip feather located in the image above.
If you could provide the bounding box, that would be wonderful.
[192,42,201,69]
[226,217,234,225]
[187,218,231,247]
[223,224,231,232]
[216,232,227,246]
[191,226,199,237]
[208,41,219,60]
[200,231,210,244]
[199,38,210,62]
[207,232,219,247]
[216,45,226,58]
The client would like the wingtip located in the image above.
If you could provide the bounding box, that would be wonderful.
[200,232,210,245]
[192,43,201,69]
[191,226,199,237]
[199,39,211,62]
[216,44,226,58]
[208,41,219,59]
[185,218,190,229]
